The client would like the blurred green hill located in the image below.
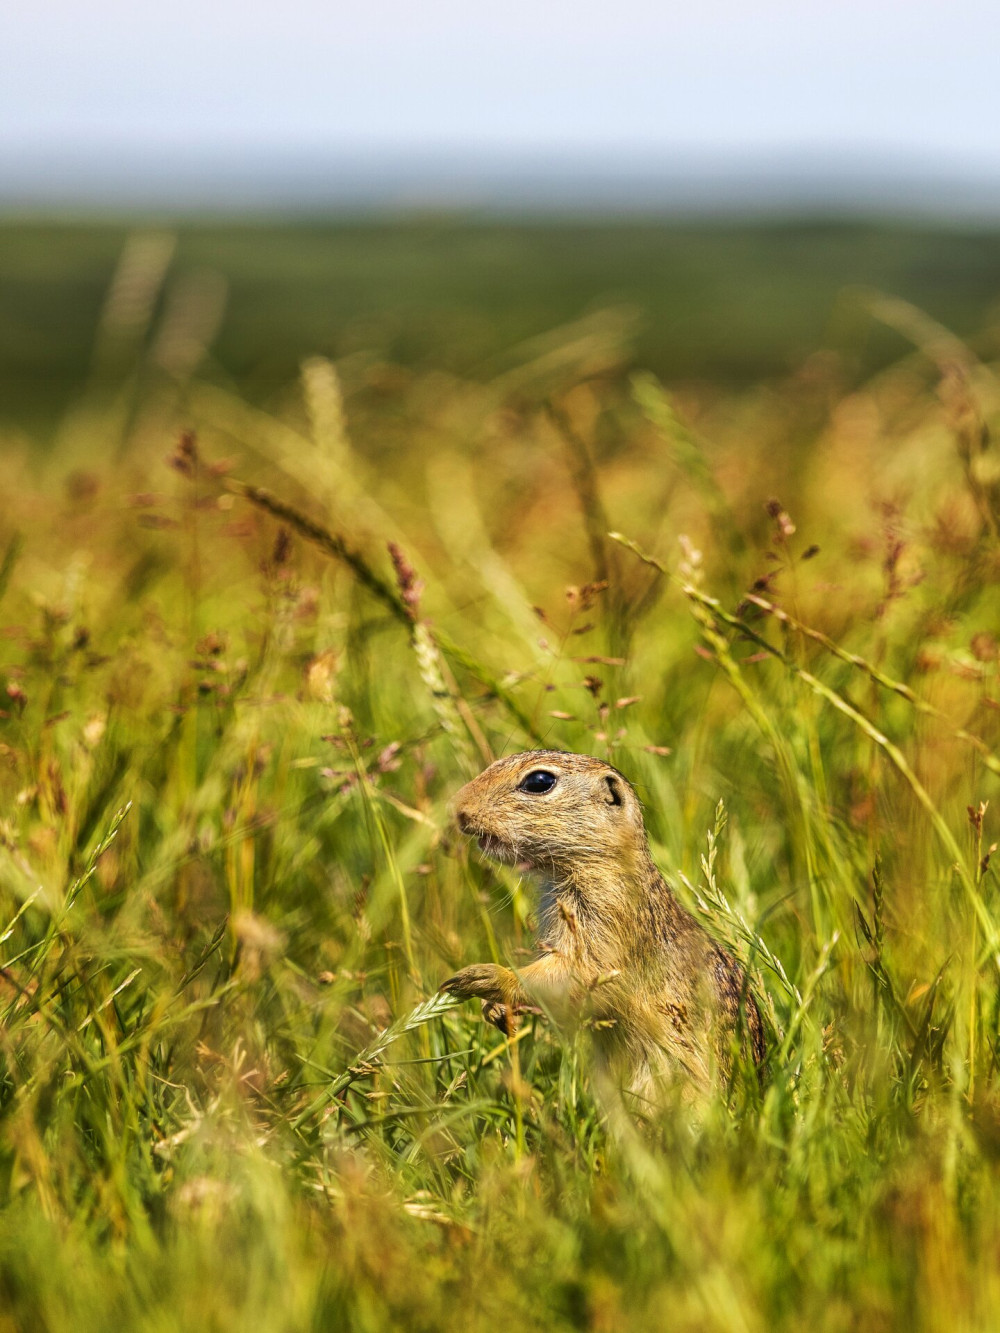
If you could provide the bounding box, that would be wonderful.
[3,217,1000,431]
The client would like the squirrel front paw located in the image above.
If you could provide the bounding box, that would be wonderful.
[482,1000,515,1033]
[440,962,510,1004]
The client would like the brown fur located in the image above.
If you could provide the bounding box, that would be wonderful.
[441,750,766,1095]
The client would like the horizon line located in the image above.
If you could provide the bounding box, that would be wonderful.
[3,145,1000,222]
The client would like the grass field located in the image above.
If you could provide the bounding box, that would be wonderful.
[2,219,1000,1330]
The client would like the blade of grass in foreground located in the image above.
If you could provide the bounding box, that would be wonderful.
[291,991,462,1129]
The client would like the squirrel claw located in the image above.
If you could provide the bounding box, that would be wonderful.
[482,1000,514,1033]
[440,962,507,1003]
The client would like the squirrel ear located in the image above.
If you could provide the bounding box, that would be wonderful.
[603,775,624,807]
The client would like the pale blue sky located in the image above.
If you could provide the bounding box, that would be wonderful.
[3,0,998,209]
[3,0,997,159]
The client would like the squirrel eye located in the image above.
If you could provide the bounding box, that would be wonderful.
[518,770,558,794]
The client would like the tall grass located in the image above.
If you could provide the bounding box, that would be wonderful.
[1,232,1000,1330]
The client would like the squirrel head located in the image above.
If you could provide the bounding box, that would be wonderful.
[452,750,649,878]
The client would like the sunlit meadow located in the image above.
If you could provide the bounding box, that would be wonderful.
[2,227,1000,1330]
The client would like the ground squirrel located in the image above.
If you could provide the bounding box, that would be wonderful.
[441,750,766,1095]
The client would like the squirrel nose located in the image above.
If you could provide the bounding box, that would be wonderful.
[455,807,475,835]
